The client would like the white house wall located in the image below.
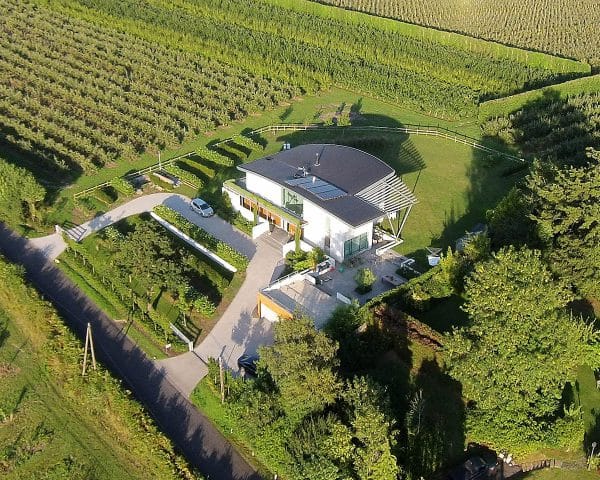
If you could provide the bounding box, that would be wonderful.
[302,199,328,250]
[303,199,375,262]
[224,188,254,222]
[245,173,282,206]
[330,218,373,261]
[260,302,280,322]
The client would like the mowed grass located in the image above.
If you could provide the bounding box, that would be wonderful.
[58,87,484,197]
[254,121,519,263]
[0,311,192,479]
[399,136,520,259]
[523,469,599,479]
[48,87,518,268]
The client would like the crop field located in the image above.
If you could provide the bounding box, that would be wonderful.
[312,0,600,66]
[482,91,600,166]
[0,0,298,180]
[35,0,588,122]
[479,74,600,121]
[0,258,200,479]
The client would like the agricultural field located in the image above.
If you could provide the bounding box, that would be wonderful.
[312,0,600,66]
[481,91,600,166]
[0,0,297,181]
[0,257,201,479]
[34,0,588,121]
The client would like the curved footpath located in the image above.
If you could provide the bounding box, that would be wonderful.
[0,223,262,480]
[28,193,283,395]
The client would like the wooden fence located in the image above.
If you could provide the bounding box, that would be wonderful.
[234,123,525,163]
[73,150,197,199]
[74,122,523,199]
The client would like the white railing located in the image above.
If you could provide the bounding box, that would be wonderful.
[150,212,237,273]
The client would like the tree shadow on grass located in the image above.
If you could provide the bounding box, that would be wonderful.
[406,357,465,479]
[277,113,426,176]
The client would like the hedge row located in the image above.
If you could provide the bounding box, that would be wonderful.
[153,205,249,271]
[164,163,203,188]
[196,147,234,167]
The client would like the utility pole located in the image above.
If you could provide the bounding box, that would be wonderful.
[218,355,225,404]
[82,322,97,376]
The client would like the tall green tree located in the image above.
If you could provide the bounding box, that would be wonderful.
[0,158,45,224]
[342,377,400,480]
[446,247,599,451]
[114,221,185,297]
[528,151,600,298]
[258,315,341,423]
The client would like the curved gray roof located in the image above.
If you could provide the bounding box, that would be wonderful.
[238,144,397,227]
[262,144,394,194]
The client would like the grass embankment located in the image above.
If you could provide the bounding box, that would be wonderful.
[57,87,486,199]
[0,258,201,479]
[249,114,519,263]
[47,88,517,265]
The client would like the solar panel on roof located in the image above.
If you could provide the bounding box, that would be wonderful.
[285,175,346,200]
[318,190,344,200]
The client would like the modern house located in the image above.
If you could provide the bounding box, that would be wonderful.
[223,144,418,263]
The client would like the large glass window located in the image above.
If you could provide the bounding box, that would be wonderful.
[343,232,368,258]
[282,188,303,216]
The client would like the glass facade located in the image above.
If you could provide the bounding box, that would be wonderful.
[282,188,303,215]
[343,232,368,258]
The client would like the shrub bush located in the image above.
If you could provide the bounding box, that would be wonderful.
[153,205,248,270]
[355,267,376,293]
[111,177,135,196]
[164,164,203,188]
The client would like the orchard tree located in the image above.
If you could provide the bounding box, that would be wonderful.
[0,158,45,224]
[258,315,341,423]
[445,247,599,450]
[528,151,600,298]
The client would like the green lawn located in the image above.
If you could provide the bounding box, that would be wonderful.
[44,87,495,226]
[39,88,519,266]
[576,365,600,446]
[0,278,200,479]
[523,469,599,479]
[254,123,520,263]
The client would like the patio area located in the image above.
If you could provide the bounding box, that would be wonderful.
[260,248,416,329]
[321,249,413,303]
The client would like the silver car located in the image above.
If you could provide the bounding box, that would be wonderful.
[190,198,214,217]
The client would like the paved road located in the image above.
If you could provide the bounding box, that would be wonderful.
[158,234,283,396]
[0,223,262,480]
[28,193,257,260]
[28,192,286,396]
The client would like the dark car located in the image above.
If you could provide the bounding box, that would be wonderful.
[237,354,259,377]
[446,456,490,480]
